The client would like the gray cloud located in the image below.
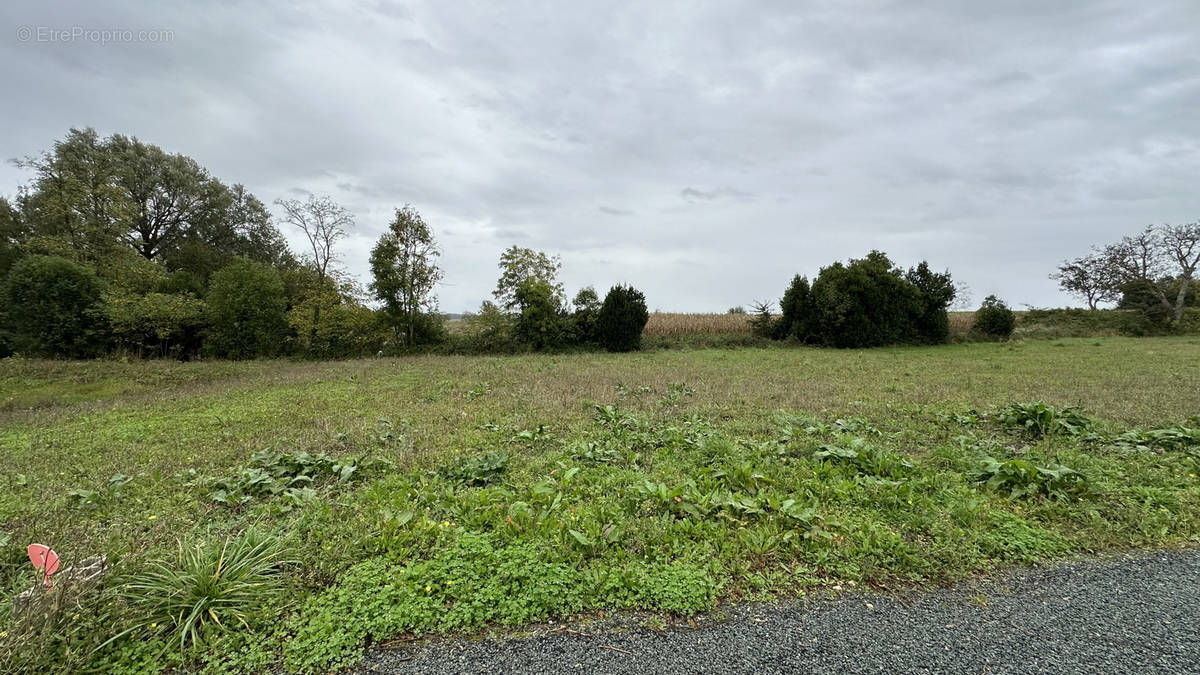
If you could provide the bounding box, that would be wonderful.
[680,187,754,203]
[2,0,1198,312]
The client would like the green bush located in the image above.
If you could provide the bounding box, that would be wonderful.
[456,301,521,353]
[972,295,1015,340]
[514,279,568,349]
[596,285,649,352]
[287,294,394,358]
[1,255,107,356]
[808,251,923,348]
[105,291,207,358]
[775,275,812,340]
[905,262,955,344]
[204,258,290,359]
[570,286,601,344]
[771,253,955,348]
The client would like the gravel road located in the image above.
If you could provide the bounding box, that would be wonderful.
[355,549,1200,674]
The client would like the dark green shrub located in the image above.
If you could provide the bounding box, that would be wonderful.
[596,284,649,352]
[775,275,812,340]
[905,262,955,344]
[772,253,955,348]
[570,286,601,344]
[1117,279,1174,330]
[1,255,107,356]
[104,291,207,358]
[204,258,289,359]
[808,251,923,348]
[514,278,568,349]
[972,295,1015,340]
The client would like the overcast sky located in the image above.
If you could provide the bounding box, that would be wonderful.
[2,1,1198,312]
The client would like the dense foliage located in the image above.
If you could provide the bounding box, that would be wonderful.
[2,255,106,357]
[762,251,956,348]
[775,275,812,340]
[204,259,290,359]
[596,285,650,352]
[0,128,1192,360]
[972,295,1016,340]
[369,206,443,347]
[1053,222,1199,322]
[514,279,569,350]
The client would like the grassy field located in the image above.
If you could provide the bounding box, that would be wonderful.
[2,337,1200,672]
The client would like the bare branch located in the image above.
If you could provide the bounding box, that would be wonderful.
[274,194,353,281]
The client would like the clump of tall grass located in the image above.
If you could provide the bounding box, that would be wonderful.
[116,530,292,649]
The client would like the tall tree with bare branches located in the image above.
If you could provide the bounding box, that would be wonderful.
[1162,222,1200,321]
[1055,222,1200,322]
[1050,251,1120,310]
[275,194,354,344]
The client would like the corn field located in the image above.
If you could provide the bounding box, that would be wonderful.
[643,312,753,336]
[643,311,984,338]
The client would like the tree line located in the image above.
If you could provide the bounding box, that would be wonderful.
[0,128,649,359]
[745,251,1014,347]
[2,128,1191,360]
[1052,223,1200,325]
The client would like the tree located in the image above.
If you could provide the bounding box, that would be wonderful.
[570,286,602,343]
[807,251,924,348]
[12,128,127,262]
[596,285,649,352]
[1064,223,1200,322]
[165,184,292,286]
[13,128,291,280]
[1162,222,1200,322]
[369,206,444,346]
[107,133,226,261]
[2,255,107,356]
[749,300,776,338]
[776,275,811,340]
[1051,252,1119,310]
[494,246,563,311]
[905,262,956,344]
[950,281,974,311]
[972,295,1015,340]
[0,196,25,277]
[105,291,206,358]
[275,194,353,345]
[514,278,567,349]
[204,258,289,359]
